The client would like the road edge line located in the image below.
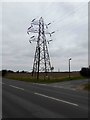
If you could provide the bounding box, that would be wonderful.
[34,92,79,107]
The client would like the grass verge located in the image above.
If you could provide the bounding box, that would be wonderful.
[4,75,85,83]
[83,83,90,91]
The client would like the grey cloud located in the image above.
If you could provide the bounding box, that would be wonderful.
[2,2,88,71]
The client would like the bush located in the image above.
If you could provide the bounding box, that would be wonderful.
[80,67,90,78]
[2,70,7,76]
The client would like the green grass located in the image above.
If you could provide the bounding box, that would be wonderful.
[4,75,85,84]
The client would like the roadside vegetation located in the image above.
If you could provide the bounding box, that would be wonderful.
[1,69,85,83]
[1,67,90,91]
[79,67,90,91]
[83,83,90,91]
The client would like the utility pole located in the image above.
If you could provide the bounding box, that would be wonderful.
[69,58,72,79]
[27,17,55,79]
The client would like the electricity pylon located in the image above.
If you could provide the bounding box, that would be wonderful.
[27,17,55,79]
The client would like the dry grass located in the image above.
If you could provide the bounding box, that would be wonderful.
[83,83,90,91]
[3,72,85,83]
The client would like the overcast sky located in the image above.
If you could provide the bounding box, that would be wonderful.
[1,1,88,72]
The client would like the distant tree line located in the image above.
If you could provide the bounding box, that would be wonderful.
[1,70,14,76]
[1,69,30,76]
[80,67,90,78]
[1,67,90,78]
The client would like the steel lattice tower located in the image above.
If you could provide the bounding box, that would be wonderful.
[27,17,54,79]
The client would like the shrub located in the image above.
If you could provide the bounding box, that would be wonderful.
[2,70,7,76]
[80,67,90,78]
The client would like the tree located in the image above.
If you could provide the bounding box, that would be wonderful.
[8,70,14,73]
[51,66,54,72]
[80,67,90,78]
[16,70,19,73]
[2,70,7,76]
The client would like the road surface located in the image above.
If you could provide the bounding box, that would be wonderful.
[47,79,89,90]
[2,78,88,118]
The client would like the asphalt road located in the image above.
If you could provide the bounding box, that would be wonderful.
[47,79,89,90]
[2,78,88,118]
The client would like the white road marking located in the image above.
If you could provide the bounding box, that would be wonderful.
[33,83,47,86]
[9,85,24,91]
[34,92,79,107]
[53,85,76,91]
[53,85,63,88]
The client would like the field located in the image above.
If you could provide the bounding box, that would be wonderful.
[2,71,85,83]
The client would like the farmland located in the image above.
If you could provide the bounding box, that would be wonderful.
[1,71,85,83]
